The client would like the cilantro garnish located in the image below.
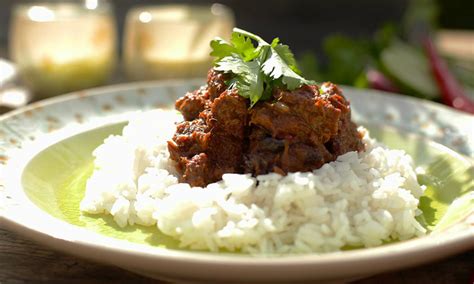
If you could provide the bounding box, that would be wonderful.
[211,28,316,106]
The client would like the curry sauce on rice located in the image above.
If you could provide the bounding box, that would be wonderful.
[80,29,426,254]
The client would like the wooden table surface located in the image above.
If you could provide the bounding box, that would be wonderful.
[1,226,472,283]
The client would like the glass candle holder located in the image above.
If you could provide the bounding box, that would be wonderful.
[124,4,234,80]
[9,0,117,99]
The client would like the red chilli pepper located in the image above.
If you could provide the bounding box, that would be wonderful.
[423,38,474,114]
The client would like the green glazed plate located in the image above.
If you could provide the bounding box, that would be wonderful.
[1,80,473,283]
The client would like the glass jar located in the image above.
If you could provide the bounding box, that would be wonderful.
[123,4,234,80]
[9,0,117,99]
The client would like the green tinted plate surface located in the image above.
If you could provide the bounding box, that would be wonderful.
[21,123,474,249]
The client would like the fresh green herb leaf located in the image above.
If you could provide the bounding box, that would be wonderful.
[210,28,315,106]
[230,33,259,61]
[271,37,280,47]
[273,43,300,73]
[210,38,236,61]
[233,28,268,45]
[215,55,249,75]
[233,71,265,106]
[215,55,264,106]
[262,45,314,89]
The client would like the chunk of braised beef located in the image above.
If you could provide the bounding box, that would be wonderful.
[175,87,209,121]
[207,69,230,100]
[181,153,211,188]
[167,119,209,161]
[168,89,248,186]
[174,69,231,121]
[244,82,362,175]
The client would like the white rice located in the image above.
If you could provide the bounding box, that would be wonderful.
[80,110,426,254]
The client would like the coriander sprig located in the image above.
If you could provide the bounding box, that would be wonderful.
[210,28,315,106]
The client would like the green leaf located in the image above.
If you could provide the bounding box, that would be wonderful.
[380,40,439,99]
[323,35,371,84]
[262,47,315,89]
[270,37,280,47]
[261,47,284,78]
[232,27,268,46]
[215,55,250,75]
[230,33,259,61]
[210,38,236,61]
[210,28,316,106]
[215,55,264,106]
[273,44,301,74]
[235,71,264,106]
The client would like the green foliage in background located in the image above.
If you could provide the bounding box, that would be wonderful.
[299,0,474,100]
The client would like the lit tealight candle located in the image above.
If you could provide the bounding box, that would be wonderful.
[124,4,234,80]
[9,1,117,99]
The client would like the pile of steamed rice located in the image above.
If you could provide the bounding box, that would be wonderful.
[80,110,426,254]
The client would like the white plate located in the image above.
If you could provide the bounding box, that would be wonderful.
[1,80,473,283]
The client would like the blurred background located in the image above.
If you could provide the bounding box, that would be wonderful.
[0,0,473,113]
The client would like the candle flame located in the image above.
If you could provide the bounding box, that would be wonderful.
[139,12,152,23]
[27,6,55,22]
[85,0,99,10]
